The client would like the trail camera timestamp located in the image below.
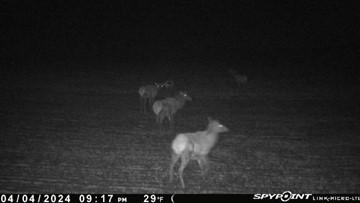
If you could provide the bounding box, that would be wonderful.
[78,195,126,203]
[0,194,167,203]
[78,194,165,203]
[0,194,71,203]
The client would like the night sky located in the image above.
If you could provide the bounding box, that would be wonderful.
[2,1,359,84]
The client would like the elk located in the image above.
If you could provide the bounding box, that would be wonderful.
[169,117,229,188]
[228,68,248,86]
[138,81,174,113]
[152,91,192,130]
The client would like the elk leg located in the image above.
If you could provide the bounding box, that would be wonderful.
[148,98,154,112]
[196,156,205,176]
[178,151,190,188]
[169,153,180,183]
[196,155,209,176]
[155,113,159,123]
[201,156,210,175]
[158,112,165,132]
[169,114,175,131]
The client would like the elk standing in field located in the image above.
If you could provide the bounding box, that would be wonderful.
[169,117,229,188]
[228,68,248,86]
[138,81,174,113]
[152,91,192,130]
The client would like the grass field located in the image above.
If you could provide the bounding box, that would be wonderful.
[1,65,359,193]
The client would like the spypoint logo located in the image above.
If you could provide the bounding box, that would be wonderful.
[253,191,312,202]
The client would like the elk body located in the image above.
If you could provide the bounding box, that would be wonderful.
[138,81,174,113]
[228,68,248,86]
[152,91,192,130]
[169,118,229,188]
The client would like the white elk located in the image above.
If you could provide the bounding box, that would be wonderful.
[169,117,229,188]
[138,80,174,113]
[152,91,192,130]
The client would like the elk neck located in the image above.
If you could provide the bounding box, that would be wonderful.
[204,126,220,144]
[175,94,188,107]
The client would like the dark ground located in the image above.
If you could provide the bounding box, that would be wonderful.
[1,0,360,194]
[0,64,359,193]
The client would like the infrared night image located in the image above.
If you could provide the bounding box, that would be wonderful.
[1,1,359,193]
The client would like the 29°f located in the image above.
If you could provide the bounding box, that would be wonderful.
[143,194,164,203]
